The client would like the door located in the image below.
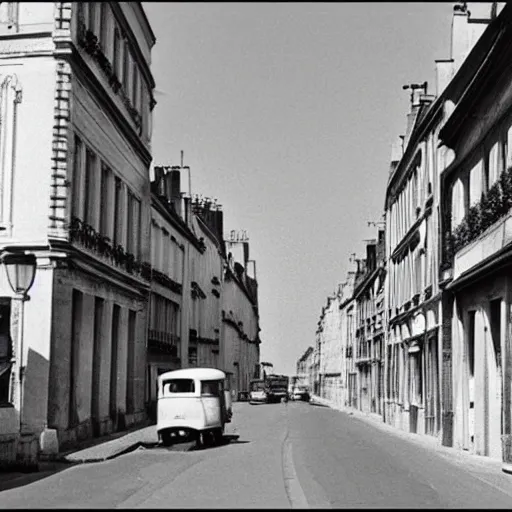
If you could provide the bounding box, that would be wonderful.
[201,380,221,428]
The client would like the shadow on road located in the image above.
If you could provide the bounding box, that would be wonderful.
[191,433,250,451]
[0,461,76,494]
[309,401,329,408]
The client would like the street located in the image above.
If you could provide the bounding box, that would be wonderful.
[1,401,512,508]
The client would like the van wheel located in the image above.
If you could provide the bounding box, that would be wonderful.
[213,428,223,445]
[161,432,173,447]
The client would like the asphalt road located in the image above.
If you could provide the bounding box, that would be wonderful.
[1,401,512,508]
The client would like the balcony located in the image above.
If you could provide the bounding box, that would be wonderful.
[453,209,512,281]
[148,329,180,357]
[69,217,151,281]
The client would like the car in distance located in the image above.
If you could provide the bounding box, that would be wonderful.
[291,386,310,402]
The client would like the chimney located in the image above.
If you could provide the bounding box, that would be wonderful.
[451,2,494,75]
[170,169,181,217]
[164,168,173,202]
[435,59,454,97]
[153,166,165,197]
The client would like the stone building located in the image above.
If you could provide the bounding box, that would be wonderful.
[318,291,343,406]
[353,231,386,416]
[188,196,225,371]
[439,2,512,463]
[296,346,314,389]
[145,166,205,416]
[222,230,261,398]
[0,2,156,464]
[382,3,496,441]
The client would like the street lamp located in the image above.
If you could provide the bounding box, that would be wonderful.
[0,249,37,432]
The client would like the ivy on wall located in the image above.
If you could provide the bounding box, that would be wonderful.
[446,166,512,262]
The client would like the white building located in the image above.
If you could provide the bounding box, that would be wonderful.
[0,2,155,465]
[439,2,511,462]
[222,231,261,398]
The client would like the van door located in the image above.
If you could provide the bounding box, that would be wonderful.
[201,380,221,427]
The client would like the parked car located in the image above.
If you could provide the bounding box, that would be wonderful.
[292,386,310,402]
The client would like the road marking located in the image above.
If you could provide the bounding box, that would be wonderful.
[282,409,310,509]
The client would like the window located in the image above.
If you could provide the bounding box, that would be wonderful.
[84,148,96,226]
[123,40,130,93]
[490,299,502,367]
[188,346,198,366]
[488,142,500,190]
[164,379,195,394]
[0,299,12,404]
[110,304,120,418]
[507,125,512,170]
[131,59,139,108]
[99,164,110,236]
[0,75,22,229]
[201,380,220,397]
[113,177,122,246]
[126,192,134,255]
[469,159,483,207]
[69,290,83,427]
[88,1,96,33]
[113,27,121,79]
[99,3,109,51]
[126,309,136,414]
[72,135,83,220]
[467,311,475,378]
[451,178,465,230]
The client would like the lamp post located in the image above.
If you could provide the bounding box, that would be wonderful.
[0,250,37,432]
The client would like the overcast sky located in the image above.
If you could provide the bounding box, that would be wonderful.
[143,2,454,376]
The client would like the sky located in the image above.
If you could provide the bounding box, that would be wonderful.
[143,2,454,376]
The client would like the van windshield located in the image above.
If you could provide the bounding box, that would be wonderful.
[163,378,195,394]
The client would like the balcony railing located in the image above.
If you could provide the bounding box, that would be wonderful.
[444,166,512,265]
[69,217,151,281]
[148,329,180,356]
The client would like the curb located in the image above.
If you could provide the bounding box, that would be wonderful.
[63,441,161,464]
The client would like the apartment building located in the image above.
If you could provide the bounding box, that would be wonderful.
[439,2,512,463]
[0,2,156,464]
[146,166,205,416]
[383,3,496,441]
[354,231,385,416]
[222,231,261,398]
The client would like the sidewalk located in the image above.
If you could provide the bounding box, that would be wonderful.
[309,395,506,475]
[0,423,161,493]
[61,425,160,464]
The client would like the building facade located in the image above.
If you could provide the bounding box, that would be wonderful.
[439,2,512,463]
[354,232,386,416]
[318,291,343,407]
[0,2,156,464]
[146,166,205,417]
[222,231,261,398]
[296,346,314,390]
